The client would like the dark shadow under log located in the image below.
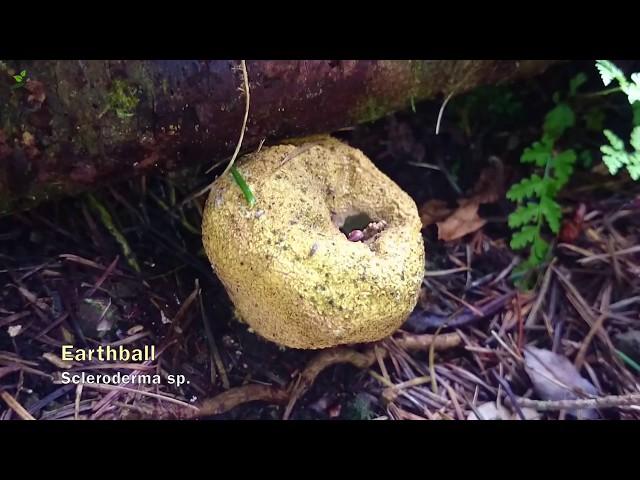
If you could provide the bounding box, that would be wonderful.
[0,60,557,215]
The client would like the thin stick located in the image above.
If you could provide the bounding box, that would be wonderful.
[0,390,35,420]
[439,287,484,317]
[574,283,611,370]
[435,90,456,135]
[514,393,640,411]
[493,372,526,420]
[424,267,469,277]
[85,384,198,410]
[84,256,119,299]
[207,60,250,176]
[429,325,445,394]
[74,384,83,420]
[194,385,289,418]
[525,258,556,327]
[491,330,523,361]
[577,245,640,264]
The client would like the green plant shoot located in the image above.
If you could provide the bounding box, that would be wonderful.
[11,70,27,89]
[230,166,256,207]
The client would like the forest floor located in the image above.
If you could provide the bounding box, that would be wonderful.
[1,61,639,420]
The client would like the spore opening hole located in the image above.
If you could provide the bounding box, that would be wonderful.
[337,212,373,234]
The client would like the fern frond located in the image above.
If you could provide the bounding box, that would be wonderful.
[630,126,640,151]
[539,196,562,234]
[603,129,625,151]
[543,103,575,139]
[510,225,538,250]
[506,175,546,201]
[600,147,627,175]
[521,138,553,167]
[596,60,626,87]
[628,152,640,180]
[552,149,577,189]
[532,236,550,262]
[622,74,640,104]
[508,202,539,229]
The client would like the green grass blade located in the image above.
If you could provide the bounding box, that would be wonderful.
[616,349,640,374]
[230,166,256,207]
[87,194,141,273]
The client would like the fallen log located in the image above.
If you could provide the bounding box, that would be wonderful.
[0,60,556,215]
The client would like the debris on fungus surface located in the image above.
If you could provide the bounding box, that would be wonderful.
[201,137,425,349]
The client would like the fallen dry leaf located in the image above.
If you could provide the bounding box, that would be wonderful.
[523,346,599,419]
[436,202,487,241]
[419,199,452,228]
[467,401,511,420]
[467,401,540,420]
[423,162,504,240]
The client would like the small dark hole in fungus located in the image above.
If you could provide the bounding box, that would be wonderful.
[338,212,373,235]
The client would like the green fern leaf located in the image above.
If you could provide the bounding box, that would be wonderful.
[532,235,550,262]
[506,174,545,201]
[601,130,629,175]
[622,84,640,105]
[601,146,628,175]
[508,202,539,229]
[630,126,640,151]
[603,129,625,151]
[544,103,575,140]
[540,196,562,234]
[628,164,640,180]
[521,137,553,166]
[622,73,640,104]
[511,225,538,250]
[628,152,640,180]
[553,149,577,188]
[596,60,625,87]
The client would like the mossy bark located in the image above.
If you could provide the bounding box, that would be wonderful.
[0,60,556,215]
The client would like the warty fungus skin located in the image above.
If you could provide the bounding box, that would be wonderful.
[201,137,425,349]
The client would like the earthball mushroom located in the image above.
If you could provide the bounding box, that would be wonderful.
[201,137,425,349]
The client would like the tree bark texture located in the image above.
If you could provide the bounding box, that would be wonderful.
[0,60,557,215]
